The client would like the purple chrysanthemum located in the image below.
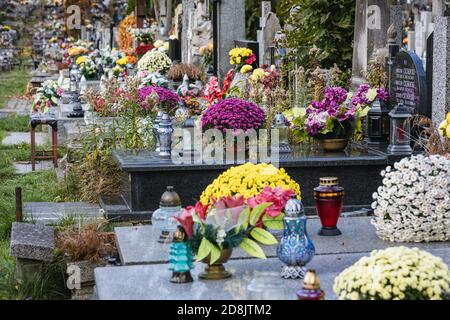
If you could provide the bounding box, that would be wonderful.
[138,86,179,109]
[201,98,265,132]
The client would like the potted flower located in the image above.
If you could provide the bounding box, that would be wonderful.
[138,86,180,114]
[201,98,265,152]
[76,56,99,80]
[175,196,278,279]
[137,50,172,74]
[131,28,154,45]
[292,86,387,151]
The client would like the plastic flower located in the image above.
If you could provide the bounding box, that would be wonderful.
[240,64,253,74]
[247,187,295,217]
[175,207,194,239]
[438,112,450,138]
[76,56,87,65]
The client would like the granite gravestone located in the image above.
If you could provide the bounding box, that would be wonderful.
[391,51,429,116]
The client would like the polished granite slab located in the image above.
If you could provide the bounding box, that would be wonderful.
[94,247,450,300]
[113,146,389,172]
[115,216,450,266]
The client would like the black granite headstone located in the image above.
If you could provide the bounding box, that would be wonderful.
[390,50,428,116]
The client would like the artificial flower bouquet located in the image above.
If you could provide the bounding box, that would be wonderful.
[100,49,125,68]
[153,39,170,53]
[131,28,154,44]
[292,85,388,142]
[32,80,64,114]
[76,56,99,80]
[201,97,265,134]
[202,69,236,105]
[116,55,138,67]
[175,196,279,264]
[229,47,256,74]
[137,49,172,74]
[135,43,154,57]
[199,42,214,69]
[333,247,450,300]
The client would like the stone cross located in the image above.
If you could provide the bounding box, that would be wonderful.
[215,0,245,79]
[431,16,450,124]
[257,2,281,66]
[352,0,392,86]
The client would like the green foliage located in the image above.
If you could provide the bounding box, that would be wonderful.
[0,115,30,132]
[280,0,355,71]
[0,68,30,109]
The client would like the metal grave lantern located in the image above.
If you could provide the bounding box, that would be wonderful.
[157,112,174,158]
[365,99,390,148]
[387,103,412,155]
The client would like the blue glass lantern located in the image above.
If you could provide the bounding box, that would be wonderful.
[277,195,315,279]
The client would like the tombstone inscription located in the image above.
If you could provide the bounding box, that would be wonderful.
[391,51,428,116]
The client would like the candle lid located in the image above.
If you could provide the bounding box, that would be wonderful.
[319,177,338,186]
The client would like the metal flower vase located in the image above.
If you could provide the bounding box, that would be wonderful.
[277,196,315,279]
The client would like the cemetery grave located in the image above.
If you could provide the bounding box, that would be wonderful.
[0,0,449,304]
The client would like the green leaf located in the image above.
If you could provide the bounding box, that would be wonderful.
[262,214,284,230]
[250,227,278,245]
[209,245,221,264]
[196,238,212,262]
[236,207,249,232]
[249,202,272,226]
[239,238,267,259]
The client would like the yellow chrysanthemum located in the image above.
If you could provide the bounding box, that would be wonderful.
[240,64,253,74]
[200,163,301,205]
[75,56,86,65]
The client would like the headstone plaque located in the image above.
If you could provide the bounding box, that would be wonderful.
[391,51,428,116]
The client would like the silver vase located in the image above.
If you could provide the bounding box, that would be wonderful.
[153,111,163,152]
[157,112,174,158]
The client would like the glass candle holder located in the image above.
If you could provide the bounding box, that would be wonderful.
[247,271,288,300]
[314,177,344,236]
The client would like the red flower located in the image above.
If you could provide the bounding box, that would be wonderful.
[135,44,153,56]
[194,201,209,221]
[175,207,194,239]
[245,53,256,65]
[247,187,295,218]
[220,69,234,97]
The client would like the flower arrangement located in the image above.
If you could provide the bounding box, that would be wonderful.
[137,50,172,74]
[371,154,450,242]
[176,196,278,263]
[229,47,256,71]
[439,112,450,138]
[118,14,137,50]
[2,25,11,31]
[153,40,169,53]
[77,56,99,80]
[138,86,179,112]
[333,247,450,300]
[351,83,389,107]
[200,163,301,206]
[201,98,265,133]
[135,43,153,57]
[131,28,153,44]
[116,55,138,66]
[203,69,235,105]
[100,49,124,68]
[199,42,213,69]
[32,80,64,113]
[292,86,387,141]
[67,46,89,58]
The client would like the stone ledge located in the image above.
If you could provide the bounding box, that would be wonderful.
[9,222,55,261]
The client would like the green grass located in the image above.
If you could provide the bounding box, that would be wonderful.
[0,115,30,132]
[0,68,30,109]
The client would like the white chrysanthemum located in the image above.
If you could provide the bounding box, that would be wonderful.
[371,155,450,242]
[137,50,172,73]
[333,247,450,300]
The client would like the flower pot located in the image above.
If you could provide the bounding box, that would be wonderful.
[199,248,233,280]
[319,139,348,152]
